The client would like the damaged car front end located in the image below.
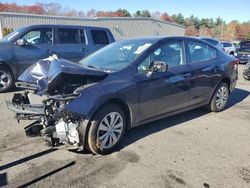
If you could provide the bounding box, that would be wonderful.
[6,55,109,148]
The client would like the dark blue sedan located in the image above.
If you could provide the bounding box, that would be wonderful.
[7,36,238,154]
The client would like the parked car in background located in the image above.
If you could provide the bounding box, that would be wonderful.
[221,41,236,55]
[243,62,250,80]
[7,36,238,155]
[199,37,224,51]
[236,40,250,64]
[0,24,115,92]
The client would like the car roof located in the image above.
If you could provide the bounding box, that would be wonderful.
[25,24,110,30]
[120,36,202,43]
[199,37,220,41]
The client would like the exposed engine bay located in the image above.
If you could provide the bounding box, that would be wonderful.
[6,55,108,148]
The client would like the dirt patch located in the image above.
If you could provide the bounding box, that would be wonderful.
[117,150,140,163]
[237,167,250,183]
[160,170,187,188]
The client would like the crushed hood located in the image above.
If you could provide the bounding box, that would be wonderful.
[18,55,108,95]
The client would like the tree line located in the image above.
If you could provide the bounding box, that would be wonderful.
[0,2,249,40]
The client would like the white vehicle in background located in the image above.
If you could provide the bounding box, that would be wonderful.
[199,37,224,51]
[221,41,236,56]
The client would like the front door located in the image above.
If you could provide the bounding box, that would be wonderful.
[13,27,53,75]
[135,40,193,122]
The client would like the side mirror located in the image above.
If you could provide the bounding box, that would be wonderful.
[16,39,28,46]
[149,61,168,73]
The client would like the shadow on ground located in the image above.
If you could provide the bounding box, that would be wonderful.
[122,87,249,149]
[227,88,250,109]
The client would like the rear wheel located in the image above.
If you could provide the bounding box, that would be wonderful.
[0,66,14,93]
[208,82,229,112]
[87,104,126,155]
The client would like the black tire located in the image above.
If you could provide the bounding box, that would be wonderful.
[87,104,126,155]
[229,51,234,56]
[208,82,229,112]
[0,66,14,93]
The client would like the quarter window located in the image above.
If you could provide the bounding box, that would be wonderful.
[91,30,109,45]
[188,41,217,63]
[57,28,80,44]
[22,28,52,45]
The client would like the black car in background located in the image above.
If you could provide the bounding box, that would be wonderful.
[0,24,115,92]
[236,40,250,64]
[7,36,238,154]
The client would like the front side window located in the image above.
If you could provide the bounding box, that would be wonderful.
[188,41,217,63]
[22,28,52,45]
[91,30,109,45]
[138,41,185,73]
[57,28,80,44]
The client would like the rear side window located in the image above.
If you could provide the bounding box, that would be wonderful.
[203,39,218,46]
[91,30,109,45]
[57,28,80,44]
[188,41,217,63]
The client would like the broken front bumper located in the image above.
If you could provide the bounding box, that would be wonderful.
[6,90,84,147]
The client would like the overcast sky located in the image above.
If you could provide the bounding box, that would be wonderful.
[2,0,250,23]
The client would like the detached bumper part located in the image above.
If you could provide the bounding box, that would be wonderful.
[6,101,44,115]
[15,81,38,90]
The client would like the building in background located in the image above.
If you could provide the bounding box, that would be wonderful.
[0,12,185,40]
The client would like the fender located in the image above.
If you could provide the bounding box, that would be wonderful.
[0,61,18,79]
[206,76,231,105]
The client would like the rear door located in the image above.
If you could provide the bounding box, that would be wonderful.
[13,27,53,75]
[185,39,219,104]
[54,27,86,62]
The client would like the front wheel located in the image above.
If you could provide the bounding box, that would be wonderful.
[0,66,14,93]
[87,104,126,155]
[208,82,229,112]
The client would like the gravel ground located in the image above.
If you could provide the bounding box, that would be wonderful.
[0,64,249,188]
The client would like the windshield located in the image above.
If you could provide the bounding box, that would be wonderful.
[79,40,154,71]
[1,26,28,42]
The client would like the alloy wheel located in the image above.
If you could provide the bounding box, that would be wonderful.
[215,86,229,109]
[0,70,11,91]
[97,112,124,149]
